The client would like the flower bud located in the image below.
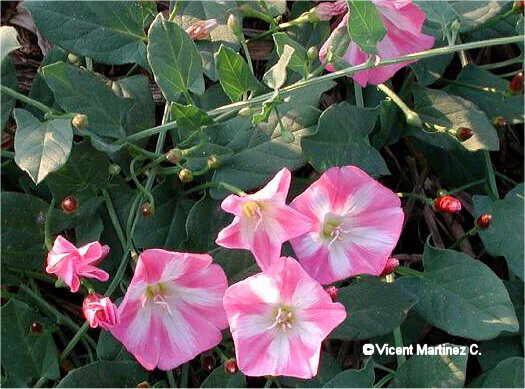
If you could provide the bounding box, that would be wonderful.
[380,257,400,277]
[224,358,238,375]
[165,148,183,164]
[207,155,220,169]
[476,213,492,229]
[179,168,193,183]
[67,52,80,65]
[71,113,88,130]
[61,195,78,214]
[108,164,121,176]
[509,71,523,95]
[186,19,218,40]
[492,116,508,128]
[456,127,473,142]
[136,382,150,388]
[433,195,462,214]
[227,14,242,37]
[307,46,318,62]
[513,0,524,13]
[324,285,338,302]
[30,322,43,334]
[140,202,154,217]
[82,293,119,330]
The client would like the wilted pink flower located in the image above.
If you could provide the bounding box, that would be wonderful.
[314,0,348,21]
[223,257,346,378]
[216,168,312,271]
[83,293,119,330]
[46,235,110,293]
[185,19,218,40]
[320,0,435,86]
[290,166,404,284]
[110,249,228,371]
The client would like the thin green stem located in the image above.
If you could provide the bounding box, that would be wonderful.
[182,90,195,106]
[44,198,56,250]
[373,362,396,375]
[373,373,395,388]
[446,178,487,195]
[393,327,406,366]
[264,378,273,388]
[495,171,518,186]
[102,189,127,249]
[215,347,229,362]
[0,85,56,115]
[180,363,189,388]
[480,56,523,70]
[167,370,177,388]
[397,192,432,206]
[450,226,479,250]
[354,84,364,107]
[60,322,89,360]
[182,181,246,197]
[499,69,523,78]
[241,40,255,76]
[483,151,500,200]
[33,377,48,388]
[377,83,422,127]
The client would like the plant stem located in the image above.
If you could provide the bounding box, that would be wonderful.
[264,378,273,388]
[377,84,422,127]
[483,151,499,200]
[182,181,246,197]
[60,322,89,360]
[241,40,255,76]
[446,178,487,195]
[0,85,56,115]
[354,84,364,107]
[373,362,396,375]
[397,192,432,205]
[102,189,127,249]
[33,377,48,388]
[450,226,479,250]
[480,56,523,70]
[167,370,177,388]
[373,373,395,388]
[392,327,406,366]
[44,198,55,250]
[495,171,518,186]
[180,363,189,388]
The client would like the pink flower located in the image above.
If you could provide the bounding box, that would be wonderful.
[185,18,218,40]
[314,0,348,21]
[83,293,119,330]
[319,0,435,86]
[223,257,346,378]
[110,249,228,371]
[290,166,404,284]
[216,168,312,271]
[45,235,110,293]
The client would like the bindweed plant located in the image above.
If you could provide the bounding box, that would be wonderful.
[1,0,524,388]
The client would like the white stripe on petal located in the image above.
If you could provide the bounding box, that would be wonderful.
[232,312,273,338]
[307,187,331,219]
[248,275,280,304]
[341,183,375,216]
[291,280,320,310]
[328,243,352,279]
[268,332,291,372]
[294,232,323,259]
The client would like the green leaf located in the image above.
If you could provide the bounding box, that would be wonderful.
[1,57,19,131]
[446,65,524,124]
[209,247,257,284]
[410,38,454,86]
[147,13,205,101]
[477,357,524,387]
[13,109,73,185]
[183,143,233,171]
[302,102,389,176]
[96,331,133,361]
[56,361,148,388]
[414,1,459,33]
[216,45,261,102]
[478,336,524,371]
[331,277,418,340]
[171,102,214,141]
[24,1,148,66]
[346,0,386,54]
[1,299,60,384]
[473,183,524,279]
[323,358,374,388]
[0,26,20,63]
[273,33,309,77]
[263,45,295,90]
[390,343,468,387]
[41,62,132,139]
[113,75,156,134]
[200,365,246,388]
[399,244,519,340]
[412,86,499,151]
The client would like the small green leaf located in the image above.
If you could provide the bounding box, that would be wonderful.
[399,244,519,340]
[0,26,21,63]
[216,45,261,102]
[390,343,468,387]
[331,277,418,340]
[56,361,148,388]
[323,358,375,388]
[200,365,246,388]
[477,357,524,388]
[263,44,295,90]
[346,0,386,54]
[14,109,73,185]
[171,102,214,141]
[147,13,205,101]
[473,183,524,279]
[273,33,309,77]
[302,102,389,176]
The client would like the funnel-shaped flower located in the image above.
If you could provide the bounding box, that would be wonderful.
[83,293,119,330]
[46,235,110,293]
[110,249,228,371]
[290,166,404,284]
[186,19,218,40]
[320,0,435,86]
[216,168,312,271]
[224,257,346,378]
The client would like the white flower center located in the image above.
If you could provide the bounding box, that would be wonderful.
[267,306,295,331]
[321,213,351,246]
[142,282,173,316]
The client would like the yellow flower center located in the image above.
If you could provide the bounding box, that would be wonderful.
[242,201,262,219]
[268,305,295,331]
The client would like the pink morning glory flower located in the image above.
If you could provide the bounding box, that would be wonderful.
[110,249,228,371]
[216,168,312,271]
[45,235,110,293]
[82,293,119,330]
[290,166,404,284]
[319,0,435,86]
[224,257,346,378]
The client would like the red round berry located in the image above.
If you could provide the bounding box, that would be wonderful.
[476,213,492,229]
[30,322,42,334]
[61,196,78,214]
[224,359,238,375]
[140,202,153,217]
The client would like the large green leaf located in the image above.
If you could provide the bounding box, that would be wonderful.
[41,62,132,139]
[24,1,149,66]
[1,299,60,385]
[56,361,148,388]
[1,57,18,131]
[390,343,468,387]
[477,357,524,387]
[302,102,389,176]
[216,45,261,102]
[13,109,73,185]
[411,86,499,152]
[478,336,524,371]
[200,365,246,388]
[346,0,386,54]
[96,331,133,361]
[399,244,519,340]
[113,75,156,134]
[147,13,205,101]
[473,183,524,279]
[323,358,375,388]
[331,277,418,340]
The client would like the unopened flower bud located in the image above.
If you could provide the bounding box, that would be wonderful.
[165,148,183,164]
[186,19,218,40]
[493,116,508,128]
[307,46,318,62]
[71,113,88,130]
[433,195,462,214]
[476,213,492,229]
[509,71,523,95]
[380,257,400,277]
[140,202,154,217]
[224,358,238,375]
[456,127,473,142]
[136,382,150,388]
[108,164,121,176]
[82,293,119,330]
[179,168,193,183]
[325,285,338,302]
[67,52,80,65]
[61,195,78,214]
[227,14,242,37]
[436,189,448,198]
[30,322,43,334]
[207,155,220,169]
[513,0,524,13]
